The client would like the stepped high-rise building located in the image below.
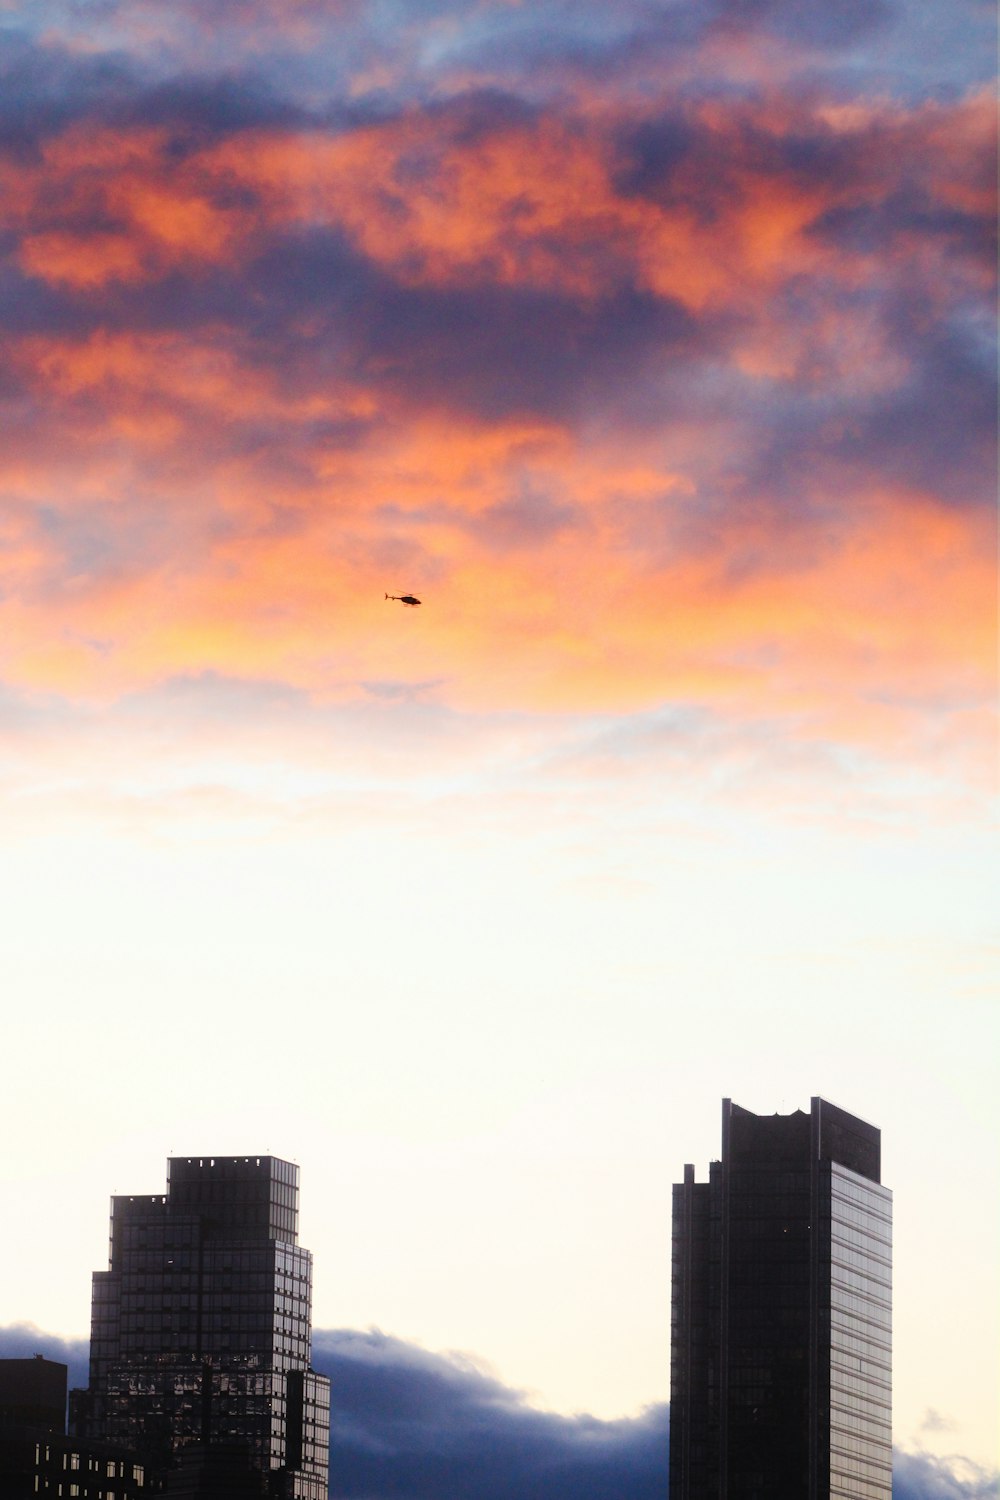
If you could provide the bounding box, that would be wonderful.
[669,1098,892,1500]
[72,1155,330,1499]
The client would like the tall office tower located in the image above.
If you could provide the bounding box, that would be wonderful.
[669,1098,892,1500]
[72,1156,330,1499]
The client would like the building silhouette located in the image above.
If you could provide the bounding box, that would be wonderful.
[71,1155,330,1498]
[669,1098,891,1500]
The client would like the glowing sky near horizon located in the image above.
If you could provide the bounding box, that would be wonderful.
[0,0,996,1475]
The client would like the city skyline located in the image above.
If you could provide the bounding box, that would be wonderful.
[0,0,996,1491]
[1,1089,996,1488]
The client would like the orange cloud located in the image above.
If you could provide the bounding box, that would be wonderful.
[200,111,824,310]
[3,125,255,287]
[1,363,992,773]
[8,89,990,309]
[1,90,992,778]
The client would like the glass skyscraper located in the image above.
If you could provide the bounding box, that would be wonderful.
[72,1155,330,1499]
[669,1098,891,1500]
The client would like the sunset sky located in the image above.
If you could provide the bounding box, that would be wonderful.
[0,0,996,1487]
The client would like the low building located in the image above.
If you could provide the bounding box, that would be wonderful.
[0,1355,145,1498]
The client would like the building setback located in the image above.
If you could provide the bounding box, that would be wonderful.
[669,1098,892,1500]
[71,1156,330,1499]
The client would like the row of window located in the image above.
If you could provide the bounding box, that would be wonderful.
[831,1262,891,1306]
[115,1311,284,1334]
[110,1286,311,1316]
[829,1332,891,1372]
[830,1241,892,1279]
[830,1474,891,1500]
[830,1210,892,1248]
[32,1486,139,1498]
[830,1186,892,1226]
[830,1374,892,1413]
[35,1450,140,1480]
[830,1359,892,1393]
[830,1404,892,1442]
[830,1335,891,1372]
[830,1281,891,1321]
[831,1302,892,1339]
[829,1430,893,1470]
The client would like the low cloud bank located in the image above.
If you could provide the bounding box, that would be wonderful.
[0,1324,994,1499]
[893,1449,1000,1500]
[312,1330,999,1500]
[312,1329,667,1500]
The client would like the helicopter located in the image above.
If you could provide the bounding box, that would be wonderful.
[385,592,422,606]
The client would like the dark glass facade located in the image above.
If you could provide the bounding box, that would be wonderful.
[72,1156,329,1499]
[669,1099,891,1500]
